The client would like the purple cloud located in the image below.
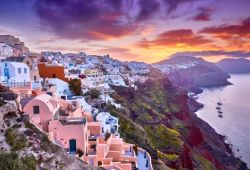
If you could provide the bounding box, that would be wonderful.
[33,0,199,41]
[192,7,213,21]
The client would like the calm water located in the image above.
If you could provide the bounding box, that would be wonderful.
[196,74,250,166]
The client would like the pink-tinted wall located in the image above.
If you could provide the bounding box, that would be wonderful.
[48,120,87,151]
[23,98,53,132]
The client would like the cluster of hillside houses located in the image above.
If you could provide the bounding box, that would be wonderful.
[0,35,152,170]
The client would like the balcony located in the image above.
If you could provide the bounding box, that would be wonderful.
[2,81,30,87]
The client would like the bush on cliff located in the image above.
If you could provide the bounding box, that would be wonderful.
[5,128,27,151]
[0,151,36,170]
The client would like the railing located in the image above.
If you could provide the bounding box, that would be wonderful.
[2,81,30,87]
[137,147,154,170]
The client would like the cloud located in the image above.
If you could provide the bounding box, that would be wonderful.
[33,0,134,40]
[34,36,60,45]
[33,0,199,41]
[199,17,250,50]
[136,0,160,21]
[200,17,250,36]
[161,0,198,15]
[192,7,213,21]
[0,27,21,36]
[37,45,85,52]
[172,50,250,58]
[137,29,212,48]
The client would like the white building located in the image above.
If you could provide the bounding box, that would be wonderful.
[96,112,119,137]
[105,74,126,87]
[83,69,105,88]
[0,43,13,59]
[47,78,72,100]
[0,62,30,87]
[85,55,99,66]
[128,61,150,75]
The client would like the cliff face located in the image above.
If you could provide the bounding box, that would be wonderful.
[108,68,247,170]
[152,56,231,94]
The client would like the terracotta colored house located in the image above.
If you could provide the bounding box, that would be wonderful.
[38,63,69,82]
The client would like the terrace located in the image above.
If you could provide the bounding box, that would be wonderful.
[136,149,153,170]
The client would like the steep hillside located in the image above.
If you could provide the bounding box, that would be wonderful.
[152,56,231,94]
[0,101,98,170]
[107,68,247,170]
[216,58,250,73]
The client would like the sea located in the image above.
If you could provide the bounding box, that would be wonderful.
[196,74,250,167]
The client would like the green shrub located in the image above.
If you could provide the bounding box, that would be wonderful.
[145,125,183,152]
[5,128,27,151]
[40,135,59,153]
[24,122,36,129]
[0,151,36,170]
[12,124,21,129]
[68,78,82,96]
[194,154,217,170]
[89,88,100,99]
[157,151,178,162]
[21,155,37,170]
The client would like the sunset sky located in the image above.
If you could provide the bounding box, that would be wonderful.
[0,0,249,63]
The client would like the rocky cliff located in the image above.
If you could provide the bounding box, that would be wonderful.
[107,68,248,170]
[152,56,231,94]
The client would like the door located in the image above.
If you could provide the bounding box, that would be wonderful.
[4,68,9,79]
[69,139,76,154]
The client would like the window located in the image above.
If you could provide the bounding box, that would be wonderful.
[52,74,56,78]
[18,68,21,74]
[34,76,37,81]
[46,92,52,96]
[24,68,27,73]
[33,106,40,114]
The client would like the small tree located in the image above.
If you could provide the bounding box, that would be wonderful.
[89,89,100,99]
[68,78,82,96]
[76,148,84,157]
[133,145,138,156]
[104,131,111,141]
[98,161,102,166]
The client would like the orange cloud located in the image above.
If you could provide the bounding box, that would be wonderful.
[137,29,212,49]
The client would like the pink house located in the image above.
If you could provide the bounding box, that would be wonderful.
[82,134,138,170]
[23,94,60,132]
[23,93,153,170]
[48,113,102,155]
